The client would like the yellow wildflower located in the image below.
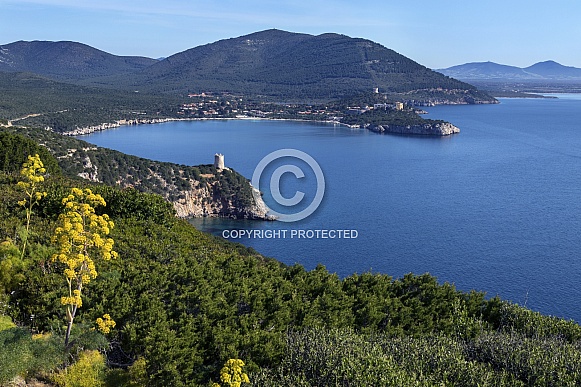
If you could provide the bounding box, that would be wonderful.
[96,314,116,334]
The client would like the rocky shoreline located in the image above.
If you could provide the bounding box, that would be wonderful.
[63,116,351,136]
[365,121,460,136]
[63,116,460,137]
[62,117,191,136]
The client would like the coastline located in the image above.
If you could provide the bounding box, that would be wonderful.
[64,115,455,137]
[65,116,350,136]
[366,121,460,136]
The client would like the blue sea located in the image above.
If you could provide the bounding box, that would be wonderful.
[79,94,581,323]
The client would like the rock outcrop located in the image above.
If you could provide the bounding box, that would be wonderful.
[173,183,271,220]
[366,121,460,136]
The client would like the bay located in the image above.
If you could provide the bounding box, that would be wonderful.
[78,95,581,323]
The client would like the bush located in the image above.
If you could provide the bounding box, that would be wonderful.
[496,302,581,342]
[0,327,64,383]
[0,314,15,331]
[468,332,581,385]
[0,327,32,383]
[252,328,425,386]
[252,328,525,386]
[51,350,107,387]
[0,131,61,175]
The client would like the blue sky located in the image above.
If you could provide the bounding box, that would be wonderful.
[1,0,580,69]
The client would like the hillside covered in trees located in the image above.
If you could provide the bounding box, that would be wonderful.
[1,134,581,386]
[105,29,496,102]
[0,128,265,219]
[0,40,158,81]
[1,30,496,103]
[0,72,183,132]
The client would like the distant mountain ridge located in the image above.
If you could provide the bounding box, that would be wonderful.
[0,40,158,80]
[0,30,495,102]
[438,60,581,81]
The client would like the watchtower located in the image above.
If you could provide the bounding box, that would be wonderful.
[214,153,225,170]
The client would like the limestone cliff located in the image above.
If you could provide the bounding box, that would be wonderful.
[173,181,270,219]
[366,121,460,136]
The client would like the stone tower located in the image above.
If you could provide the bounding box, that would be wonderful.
[214,153,225,170]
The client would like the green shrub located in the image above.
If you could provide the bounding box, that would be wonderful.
[468,331,581,385]
[497,302,581,342]
[51,350,107,387]
[0,327,33,383]
[0,314,15,331]
[127,357,148,387]
[0,131,61,175]
[30,333,64,371]
[101,357,147,387]
[252,329,524,386]
[252,329,425,386]
[0,327,66,383]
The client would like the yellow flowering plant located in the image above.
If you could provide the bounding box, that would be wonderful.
[96,313,116,334]
[51,187,118,346]
[16,154,47,259]
[212,359,250,387]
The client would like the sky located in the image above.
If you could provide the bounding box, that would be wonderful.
[1,0,580,69]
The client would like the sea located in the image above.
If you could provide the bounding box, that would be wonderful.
[78,94,581,323]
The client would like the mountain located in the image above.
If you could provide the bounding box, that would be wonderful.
[437,62,539,80]
[0,40,158,80]
[110,29,494,101]
[524,60,581,79]
[0,31,495,102]
[438,60,581,81]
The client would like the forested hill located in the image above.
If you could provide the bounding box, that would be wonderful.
[0,128,269,219]
[0,40,158,80]
[1,30,495,103]
[122,29,494,101]
[0,72,183,131]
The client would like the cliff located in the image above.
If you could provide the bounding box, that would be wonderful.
[79,156,272,220]
[173,180,271,219]
[366,121,460,136]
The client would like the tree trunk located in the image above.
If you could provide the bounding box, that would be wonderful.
[64,303,78,348]
[64,319,73,347]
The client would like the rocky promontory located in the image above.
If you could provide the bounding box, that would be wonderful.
[6,125,273,220]
[366,121,460,136]
[173,182,271,220]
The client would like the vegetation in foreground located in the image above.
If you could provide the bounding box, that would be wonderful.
[1,136,581,386]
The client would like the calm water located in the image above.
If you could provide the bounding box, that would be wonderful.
[79,95,581,323]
